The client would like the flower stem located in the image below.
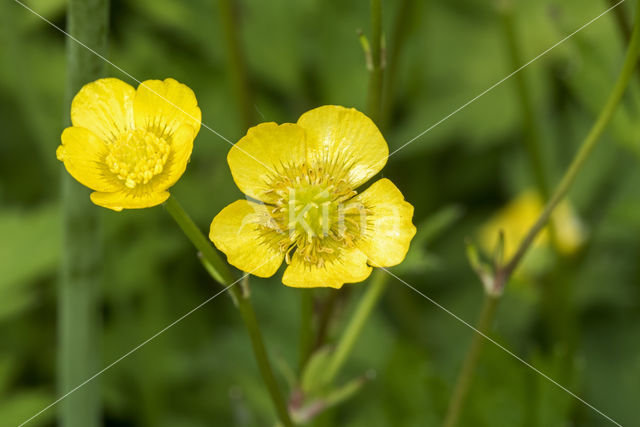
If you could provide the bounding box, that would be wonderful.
[501,0,640,283]
[499,3,550,200]
[498,1,568,253]
[442,295,500,427]
[366,0,384,122]
[314,290,339,351]
[381,0,415,128]
[298,290,314,372]
[234,277,294,427]
[163,196,293,427]
[59,1,109,426]
[450,3,640,426]
[164,196,234,285]
[218,0,255,130]
[324,270,388,386]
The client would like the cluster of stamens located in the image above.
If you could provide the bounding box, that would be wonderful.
[106,129,170,188]
[259,163,369,268]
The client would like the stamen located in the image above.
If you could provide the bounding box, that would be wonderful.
[106,129,169,187]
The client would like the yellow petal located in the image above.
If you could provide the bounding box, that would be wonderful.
[479,190,584,260]
[209,200,286,277]
[133,78,201,138]
[353,178,416,267]
[90,189,170,211]
[282,246,372,289]
[146,124,195,192]
[297,105,388,189]
[70,78,135,143]
[551,201,585,255]
[227,123,309,202]
[57,127,120,192]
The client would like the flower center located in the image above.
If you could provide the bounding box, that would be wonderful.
[262,164,368,267]
[106,129,170,188]
[287,184,335,238]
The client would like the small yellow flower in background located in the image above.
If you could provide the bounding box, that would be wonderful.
[56,77,201,211]
[480,190,585,264]
[209,105,416,288]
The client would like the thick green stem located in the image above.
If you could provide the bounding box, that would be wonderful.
[324,270,388,385]
[218,0,255,129]
[163,196,292,427]
[59,1,108,426]
[501,0,640,282]
[442,295,500,427]
[366,0,384,122]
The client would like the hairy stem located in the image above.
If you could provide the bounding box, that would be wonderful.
[59,1,109,426]
[163,196,292,427]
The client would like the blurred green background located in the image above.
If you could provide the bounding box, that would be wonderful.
[1,0,639,425]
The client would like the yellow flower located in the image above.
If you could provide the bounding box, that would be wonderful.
[56,77,201,211]
[480,190,585,266]
[209,105,416,288]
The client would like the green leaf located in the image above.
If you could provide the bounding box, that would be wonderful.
[301,346,332,395]
[0,204,60,320]
[0,390,54,427]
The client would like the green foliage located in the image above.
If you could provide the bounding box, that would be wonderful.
[1,0,639,426]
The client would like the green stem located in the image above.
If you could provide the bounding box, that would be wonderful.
[324,270,388,385]
[452,4,640,425]
[234,278,294,427]
[366,0,384,122]
[609,0,632,41]
[442,295,500,427]
[218,0,255,130]
[164,196,234,285]
[163,196,293,427]
[499,3,550,200]
[59,1,109,426]
[501,0,640,283]
[381,0,415,128]
[317,0,388,390]
[298,290,314,372]
[314,291,339,351]
[607,0,640,86]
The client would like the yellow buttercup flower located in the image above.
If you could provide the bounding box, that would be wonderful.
[209,105,416,288]
[56,77,201,211]
[480,190,585,266]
